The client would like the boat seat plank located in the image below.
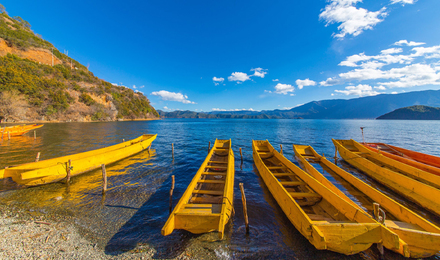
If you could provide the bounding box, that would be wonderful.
[289,192,322,199]
[208,161,228,164]
[215,147,229,150]
[273,173,295,177]
[267,166,286,170]
[202,172,227,176]
[192,190,224,195]
[280,181,305,186]
[205,166,228,169]
[384,220,424,231]
[259,152,273,156]
[190,196,222,204]
[198,179,225,184]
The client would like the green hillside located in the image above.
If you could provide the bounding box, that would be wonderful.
[0,7,158,122]
[377,105,440,120]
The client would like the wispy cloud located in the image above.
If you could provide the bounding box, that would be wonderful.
[390,0,417,6]
[335,84,381,97]
[319,0,387,38]
[272,79,279,82]
[212,108,255,111]
[296,78,316,89]
[213,77,225,86]
[228,72,251,82]
[269,83,295,95]
[394,39,425,46]
[151,90,196,104]
[251,68,268,78]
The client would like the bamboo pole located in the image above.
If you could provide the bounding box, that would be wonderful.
[66,159,71,183]
[35,152,41,162]
[169,175,175,214]
[239,183,249,234]
[34,131,36,139]
[102,164,107,193]
[172,143,174,158]
[280,144,283,155]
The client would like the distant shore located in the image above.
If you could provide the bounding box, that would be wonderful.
[0,118,160,124]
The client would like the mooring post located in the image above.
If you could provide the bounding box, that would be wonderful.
[7,131,10,140]
[239,183,249,234]
[172,143,174,158]
[148,144,151,155]
[360,127,365,143]
[280,144,283,155]
[208,141,211,153]
[35,152,41,162]
[239,148,243,162]
[102,164,107,194]
[34,131,36,139]
[169,175,175,214]
[123,139,125,142]
[373,203,385,256]
[66,159,72,183]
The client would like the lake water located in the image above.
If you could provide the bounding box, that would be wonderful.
[1,119,440,259]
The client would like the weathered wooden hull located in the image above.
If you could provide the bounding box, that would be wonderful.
[0,134,156,186]
[333,139,440,216]
[1,124,43,137]
[295,144,440,258]
[162,139,234,239]
[253,140,393,255]
[364,143,440,177]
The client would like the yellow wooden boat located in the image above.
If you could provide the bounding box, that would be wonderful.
[252,140,398,255]
[162,139,234,239]
[1,124,43,137]
[0,134,157,186]
[294,144,440,258]
[333,139,440,216]
[364,142,440,177]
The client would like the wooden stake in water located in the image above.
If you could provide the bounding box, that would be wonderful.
[360,127,365,143]
[34,131,36,139]
[102,164,107,193]
[280,144,283,155]
[66,159,72,183]
[35,152,41,162]
[7,131,10,140]
[169,175,175,214]
[208,141,211,153]
[239,148,243,162]
[172,143,174,158]
[239,183,249,234]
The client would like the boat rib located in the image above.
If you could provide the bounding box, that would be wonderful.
[0,134,157,186]
[333,139,440,216]
[162,139,234,239]
[253,140,395,255]
[294,144,440,258]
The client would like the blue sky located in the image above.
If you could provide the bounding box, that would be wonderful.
[3,0,440,112]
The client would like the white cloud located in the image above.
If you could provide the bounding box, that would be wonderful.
[319,0,387,38]
[374,85,386,90]
[272,79,279,82]
[163,106,168,110]
[139,85,145,89]
[132,85,137,89]
[320,77,340,86]
[391,91,398,94]
[151,90,196,104]
[335,84,381,97]
[251,68,268,78]
[274,83,295,95]
[213,77,225,86]
[390,0,417,5]
[394,40,425,46]
[381,48,402,55]
[296,78,316,89]
[228,72,251,82]
[378,63,440,88]
[411,45,440,58]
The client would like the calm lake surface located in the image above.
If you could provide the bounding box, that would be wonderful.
[1,119,440,259]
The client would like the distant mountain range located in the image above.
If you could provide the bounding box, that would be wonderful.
[377,105,440,120]
[158,89,440,119]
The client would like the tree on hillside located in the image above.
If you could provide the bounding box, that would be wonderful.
[13,16,31,29]
[0,90,29,122]
[0,4,7,14]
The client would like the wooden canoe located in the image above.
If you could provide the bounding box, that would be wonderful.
[363,142,440,177]
[0,134,157,186]
[294,144,440,258]
[333,139,440,216]
[252,140,396,255]
[1,124,43,137]
[341,139,440,190]
[162,139,234,239]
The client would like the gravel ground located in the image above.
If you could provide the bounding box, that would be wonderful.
[0,204,195,260]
